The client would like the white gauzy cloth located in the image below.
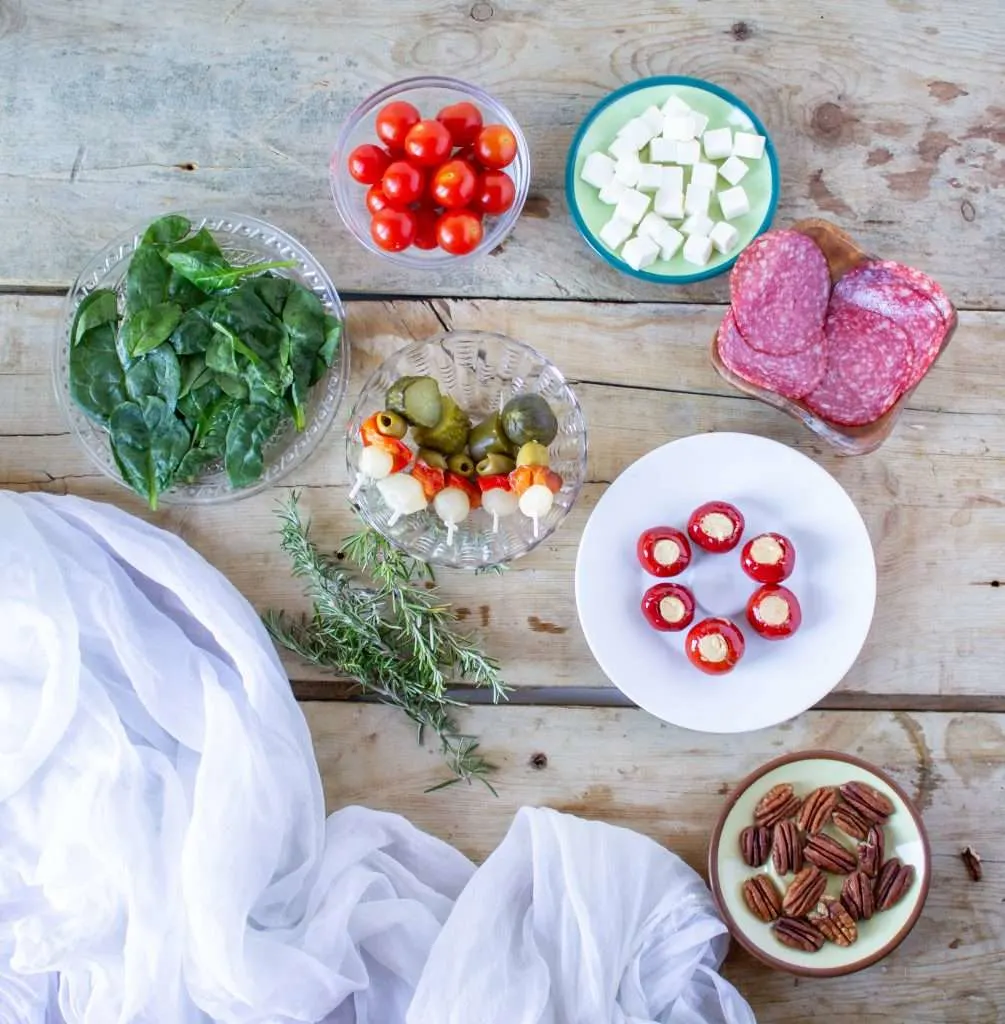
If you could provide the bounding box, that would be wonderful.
[0,492,755,1024]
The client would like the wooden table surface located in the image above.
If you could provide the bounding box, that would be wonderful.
[2,2,1002,1019]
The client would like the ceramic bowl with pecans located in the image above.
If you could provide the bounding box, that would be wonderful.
[707,750,931,976]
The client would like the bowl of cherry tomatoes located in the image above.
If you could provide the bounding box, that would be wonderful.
[330,76,530,264]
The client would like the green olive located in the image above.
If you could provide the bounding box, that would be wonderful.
[447,453,476,477]
[417,448,448,470]
[375,410,407,439]
[476,453,516,476]
[515,441,550,467]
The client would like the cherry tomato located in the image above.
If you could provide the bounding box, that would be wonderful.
[637,526,692,577]
[365,184,392,215]
[685,618,745,675]
[474,170,516,215]
[380,160,425,206]
[474,124,518,169]
[412,459,447,500]
[431,159,477,209]
[641,583,696,633]
[746,584,802,640]
[347,144,391,185]
[375,100,421,152]
[453,145,478,170]
[687,500,745,553]
[436,210,483,255]
[436,101,484,146]
[404,119,453,167]
[412,205,440,250]
[741,532,796,584]
[370,208,417,252]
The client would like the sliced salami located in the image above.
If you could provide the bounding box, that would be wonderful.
[833,262,947,389]
[717,309,826,400]
[875,259,954,327]
[804,302,911,427]
[730,229,831,356]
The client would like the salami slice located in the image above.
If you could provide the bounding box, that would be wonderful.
[875,259,954,326]
[717,309,826,400]
[804,302,911,427]
[730,230,831,356]
[833,262,947,388]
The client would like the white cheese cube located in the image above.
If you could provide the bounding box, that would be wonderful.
[614,155,643,187]
[648,137,678,163]
[661,94,692,118]
[653,186,684,220]
[621,234,660,271]
[689,111,710,138]
[718,155,749,186]
[718,185,751,220]
[728,107,755,131]
[675,139,701,165]
[637,211,670,241]
[598,177,629,205]
[684,182,712,216]
[709,221,740,255]
[640,105,666,136]
[598,214,634,251]
[616,117,655,150]
[635,163,665,192]
[661,166,684,193]
[683,233,714,267]
[702,127,733,160]
[681,211,714,237]
[657,224,684,261]
[581,151,616,189]
[733,132,766,160]
[663,115,696,141]
[690,162,718,191]
[608,134,641,162]
[614,188,651,226]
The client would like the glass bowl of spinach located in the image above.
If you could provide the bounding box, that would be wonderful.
[55,212,349,508]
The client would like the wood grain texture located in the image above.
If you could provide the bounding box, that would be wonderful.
[3,295,1003,697]
[1,0,1002,304]
[309,702,1005,1022]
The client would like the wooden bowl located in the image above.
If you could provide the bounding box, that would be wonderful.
[710,218,959,455]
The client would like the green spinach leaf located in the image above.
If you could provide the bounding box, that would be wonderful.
[175,447,219,483]
[205,325,241,376]
[250,274,294,318]
[167,226,223,259]
[69,323,128,426]
[124,345,182,411]
[164,251,297,292]
[71,289,119,347]
[177,379,223,426]
[313,314,343,385]
[210,283,287,362]
[122,302,183,358]
[178,354,213,400]
[224,404,279,489]
[215,372,249,402]
[282,285,326,430]
[108,397,190,510]
[170,307,215,355]
[141,214,191,246]
[167,270,208,310]
[125,245,172,315]
[197,396,239,453]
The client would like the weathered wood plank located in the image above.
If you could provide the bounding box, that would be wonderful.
[2,295,1003,697]
[307,702,1005,1022]
[1,1,1002,304]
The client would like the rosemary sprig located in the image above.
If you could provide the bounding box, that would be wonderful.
[264,492,508,791]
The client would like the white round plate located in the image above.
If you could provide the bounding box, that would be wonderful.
[575,432,876,732]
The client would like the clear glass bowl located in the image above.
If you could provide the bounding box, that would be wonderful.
[54,211,349,504]
[346,331,587,568]
[329,76,531,268]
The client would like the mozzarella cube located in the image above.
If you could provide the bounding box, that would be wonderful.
[681,211,714,237]
[728,107,755,131]
[702,126,733,160]
[614,188,651,225]
[663,115,696,141]
[581,151,616,189]
[657,224,685,261]
[661,94,692,118]
[718,155,749,186]
[614,155,643,187]
[636,163,665,192]
[689,111,710,138]
[675,139,701,165]
[709,221,740,255]
[616,117,655,150]
[608,134,641,162]
[637,211,670,241]
[690,162,718,191]
[653,186,684,220]
[598,178,628,205]
[648,137,678,163]
[640,105,666,136]
[661,166,684,193]
[683,233,714,267]
[718,185,751,220]
[684,182,712,215]
[621,234,660,271]
[733,132,766,160]
[598,214,634,251]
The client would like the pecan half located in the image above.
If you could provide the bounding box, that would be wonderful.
[809,896,858,946]
[875,858,915,911]
[857,825,885,878]
[804,832,857,874]
[841,870,876,921]
[740,825,772,867]
[773,916,824,952]
[832,802,871,841]
[772,820,803,875]
[754,783,802,828]
[743,874,782,922]
[839,780,894,824]
[782,865,827,917]
[796,786,837,834]
[961,846,982,882]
